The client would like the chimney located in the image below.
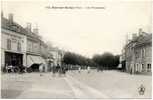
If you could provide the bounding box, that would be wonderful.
[132,33,137,40]
[138,28,142,36]
[1,11,3,17]
[33,24,39,34]
[26,23,32,33]
[8,13,13,24]
[33,28,39,34]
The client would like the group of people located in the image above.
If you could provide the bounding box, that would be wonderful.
[4,63,92,75]
[52,64,68,76]
[5,64,26,73]
[78,66,91,73]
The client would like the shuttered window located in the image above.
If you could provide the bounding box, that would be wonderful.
[7,39,11,50]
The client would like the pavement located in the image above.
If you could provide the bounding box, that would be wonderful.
[68,70,152,99]
[1,70,152,99]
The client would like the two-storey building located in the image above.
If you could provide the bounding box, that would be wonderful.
[25,23,47,71]
[123,29,152,74]
[134,33,152,73]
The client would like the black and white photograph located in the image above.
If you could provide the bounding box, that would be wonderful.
[0,0,152,99]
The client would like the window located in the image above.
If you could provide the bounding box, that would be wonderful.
[17,42,21,52]
[142,64,145,72]
[7,39,11,50]
[147,64,151,72]
[136,64,139,72]
[135,51,139,59]
[142,48,145,58]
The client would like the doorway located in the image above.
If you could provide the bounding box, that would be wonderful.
[5,52,23,67]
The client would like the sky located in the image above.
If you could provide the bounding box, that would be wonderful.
[1,0,152,58]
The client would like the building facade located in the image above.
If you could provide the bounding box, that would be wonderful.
[49,48,65,67]
[1,13,27,70]
[25,24,43,68]
[123,29,152,74]
[1,13,49,72]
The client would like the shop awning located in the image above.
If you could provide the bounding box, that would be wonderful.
[39,56,46,64]
[27,55,46,67]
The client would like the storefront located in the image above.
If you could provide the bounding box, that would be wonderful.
[5,51,23,67]
[26,55,46,72]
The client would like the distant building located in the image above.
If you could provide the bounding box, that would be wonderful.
[49,48,65,67]
[120,48,126,71]
[123,29,152,74]
[118,54,125,70]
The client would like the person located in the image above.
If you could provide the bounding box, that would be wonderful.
[39,63,44,76]
[7,65,14,73]
[62,67,66,76]
[18,65,23,74]
[87,66,90,73]
[5,64,9,73]
[56,64,62,77]
[57,64,60,73]
[52,65,56,77]
[39,63,44,72]
[78,67,81,73]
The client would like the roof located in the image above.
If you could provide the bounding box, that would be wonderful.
[1,16,41,40]
[135,33,152,47]
[1,17,28,35]
[125,32,152,48]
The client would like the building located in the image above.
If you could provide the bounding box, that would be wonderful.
[120,48,126,71]
[49,48,65,67]
[123,29,152,74]
[1,13,49,72]
[25,23,46,70]
[118,54,126,71]
[40,39,50,71]
[1,13,27,70]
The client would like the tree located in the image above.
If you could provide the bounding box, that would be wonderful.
[62,52,95,67]
[113,55,120,67]
[92,52,119,69]
[63,51,120,70]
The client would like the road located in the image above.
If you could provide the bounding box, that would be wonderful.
[1,70,152,99]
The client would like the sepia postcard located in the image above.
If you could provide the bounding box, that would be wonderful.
[0,0,152,99]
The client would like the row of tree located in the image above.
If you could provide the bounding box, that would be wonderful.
[62,52,120,69]
[62,52,96,66]
[92,53,120,69]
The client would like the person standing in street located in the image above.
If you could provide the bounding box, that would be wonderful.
[87,66,90,73]
[78,66,81,73]
[52,65,56,77]
[39,63,44,76]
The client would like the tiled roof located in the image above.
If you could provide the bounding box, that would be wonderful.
[135,33,152,47]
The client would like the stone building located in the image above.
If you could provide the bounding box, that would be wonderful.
[1,13,49,72]
[49,48,65,67]
[40,40,50,71]
[1,13,27,69]
[123,29,152,74]
[25,23,46,69]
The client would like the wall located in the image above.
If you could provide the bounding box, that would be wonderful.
[1,28,26,66]
[26,37,40,55]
